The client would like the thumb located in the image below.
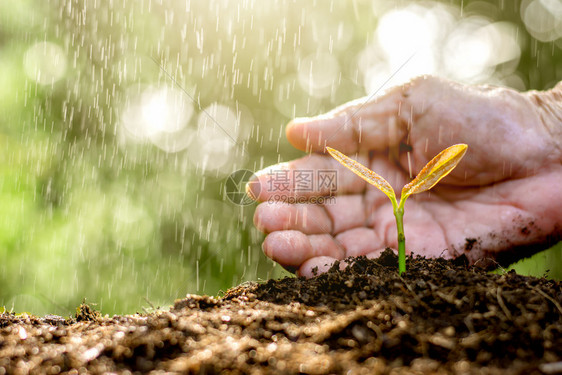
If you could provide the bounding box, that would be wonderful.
[286,75,441,154]
[286,84,408,154]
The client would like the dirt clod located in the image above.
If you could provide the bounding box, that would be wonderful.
[464,238,477,251]
[75,302,102,322]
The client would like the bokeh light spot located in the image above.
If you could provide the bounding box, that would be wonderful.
[120,86,194,152]
[522,0,562,42]
[23,41,67,85]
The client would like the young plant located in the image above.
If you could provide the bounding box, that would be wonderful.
[326,144,468,274]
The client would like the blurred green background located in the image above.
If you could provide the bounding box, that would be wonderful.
[0,0,560,315]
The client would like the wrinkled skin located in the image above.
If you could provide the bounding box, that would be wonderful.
[248,76,562,278]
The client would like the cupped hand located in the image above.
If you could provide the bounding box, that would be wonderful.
[249,76,562,277]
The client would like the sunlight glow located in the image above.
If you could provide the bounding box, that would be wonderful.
[360,2,522,91]
[361,4,452,93]
[443,18,521,82]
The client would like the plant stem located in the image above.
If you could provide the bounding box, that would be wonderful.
[394,206,406,274]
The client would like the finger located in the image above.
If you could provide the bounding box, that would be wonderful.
[298,256,340,278]
[254,202,332,234]
[286,84,409,154]
[365,248,397,259]
[335,227,385,257]
[402,214,450,258]
[262,231,344,268]
[309,234,346,260]
[247,153,367,201]
[322,195,366,234]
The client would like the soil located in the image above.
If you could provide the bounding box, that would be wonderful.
[1,249,562,374]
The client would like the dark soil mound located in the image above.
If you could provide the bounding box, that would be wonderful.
[1,250,561,374]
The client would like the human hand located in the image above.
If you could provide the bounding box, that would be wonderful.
[248,76,562,277]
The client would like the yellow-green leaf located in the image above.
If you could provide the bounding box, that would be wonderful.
[401,144,468,199]
[326,147,396,201]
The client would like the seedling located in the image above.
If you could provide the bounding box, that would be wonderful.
[327,144,468,274]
